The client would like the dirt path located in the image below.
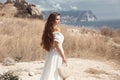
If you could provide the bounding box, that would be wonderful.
[0,58,120,80]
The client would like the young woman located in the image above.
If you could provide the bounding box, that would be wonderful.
[40,12,67,80]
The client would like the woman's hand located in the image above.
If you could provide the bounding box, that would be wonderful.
[62,57,67,65]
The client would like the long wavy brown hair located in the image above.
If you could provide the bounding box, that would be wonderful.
[41,12,60,51]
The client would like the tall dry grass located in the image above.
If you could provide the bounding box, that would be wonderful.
[100,26,120,44]
[0,17,120,62]
[62,27,120,60]
[0,17,46,61]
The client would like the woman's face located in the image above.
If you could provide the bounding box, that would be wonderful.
[54,15,60,25]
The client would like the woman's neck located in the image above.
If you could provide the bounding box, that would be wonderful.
[53,25,60,32]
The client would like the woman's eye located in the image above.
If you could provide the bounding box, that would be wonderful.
[56,19,60,20]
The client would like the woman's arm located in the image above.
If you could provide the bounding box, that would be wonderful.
[54,41,67,63]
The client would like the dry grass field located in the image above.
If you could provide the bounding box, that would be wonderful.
[0,17,120,62]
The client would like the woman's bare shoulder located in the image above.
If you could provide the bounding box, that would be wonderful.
[53,27,61,32]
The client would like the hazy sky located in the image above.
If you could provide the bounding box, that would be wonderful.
[1,0,120,20]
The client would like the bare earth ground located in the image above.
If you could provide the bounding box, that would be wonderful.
[0,58,120,80]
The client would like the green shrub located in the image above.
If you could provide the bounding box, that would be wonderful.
[0,71,19,80]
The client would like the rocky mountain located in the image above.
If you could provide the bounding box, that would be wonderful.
[42,10,97,24]
[0,0,43,19]
[0,2,3,9]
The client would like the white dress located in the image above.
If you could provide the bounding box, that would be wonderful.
[40,32,64,80]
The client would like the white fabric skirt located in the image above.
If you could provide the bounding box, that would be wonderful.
[40,48,62,80]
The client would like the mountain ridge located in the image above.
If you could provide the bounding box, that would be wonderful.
[42,10,97,24]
